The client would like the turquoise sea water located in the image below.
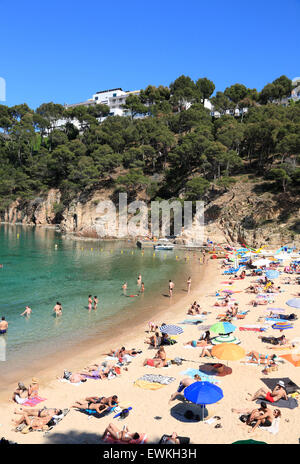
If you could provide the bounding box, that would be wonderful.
[0,224,190,376]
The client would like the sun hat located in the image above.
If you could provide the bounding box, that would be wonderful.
[278,380,285,387]
[31,378,39,384]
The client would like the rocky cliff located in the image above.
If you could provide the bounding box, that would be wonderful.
[1,179,299,247]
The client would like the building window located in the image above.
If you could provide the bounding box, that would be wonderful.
[95,97,98,100]
[113,93,117,97]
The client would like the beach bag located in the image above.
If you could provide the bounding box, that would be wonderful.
[120,408,130,419]
[172,357,183,365]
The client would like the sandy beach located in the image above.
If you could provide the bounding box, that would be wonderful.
[1,258,300,444]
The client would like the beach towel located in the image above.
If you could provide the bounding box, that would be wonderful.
[239,326,264,332]
[280,354,300,367]
[23,396,46,406]
[260,377,300,394]
[103,432,147,444]
[256,397,298,409]
[58,378,82,386]
[179,319,203,325]
[134,380,164,390]
[77,406,116,418]
[259,417,280,435]
[180,368,220,384]
[137,374,175,385]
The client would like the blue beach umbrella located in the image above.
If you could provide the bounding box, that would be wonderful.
[184,381,223,405]
[286,298,300,309]
[265,270,280,280]
[159,324,183,335]
[210,321,236,335]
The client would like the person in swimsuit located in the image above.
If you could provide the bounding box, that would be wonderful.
[122,282,127,294]
[102,423,140,442]
[14,407,62,418]
[13,382,29,404]
[93,296,98,310]
[28,378,39,398]
[170,375,201,401]
[187,277,191,293]
[20,306,32,317]
[169,280,175,298]
[53,302,62,317]
[248,405,281,433]
[0,316,8,334]
[88,295,92,311]
[246,351,277,365]
[72,395,118,413]
[137,274,142,287]
[145,331,162,348]
[143,347,168,368]
[12,411,55,430]
[140,282,145,293]
[247,380,288,402]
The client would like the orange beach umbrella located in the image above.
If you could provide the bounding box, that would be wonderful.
[212,343,245,361]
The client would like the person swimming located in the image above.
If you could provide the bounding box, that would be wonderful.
[20,306,32,317]
[53,302,62,317]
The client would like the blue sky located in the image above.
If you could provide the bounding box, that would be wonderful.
[1,0,300,108]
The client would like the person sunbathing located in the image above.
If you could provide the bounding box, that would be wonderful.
[169,375,201,401]
[14,407,62,418]
[57,370,87,383]
[184,339,209,348]
[102,423,140,442]
[28,378,39,398]
[199,341,213,358]
[247,380,288,402]
[259,335,288,346]
[143,347,168,367]
[12,412,55,431]
[107,347,126,358]
[72,395,119,413]
[246,351,277,365]
[250,298,268,306]
[163,432,180,444]
[80,364,115,379]
[145,331,162,348]
[233,403,281,432]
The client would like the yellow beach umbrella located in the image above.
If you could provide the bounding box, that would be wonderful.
[212,343,245,361]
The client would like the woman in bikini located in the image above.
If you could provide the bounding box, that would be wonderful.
[102,423,140,442]
[13,412,55,430]
[72,395,118,413]
[246,351,277,365]
[14,407,62,418]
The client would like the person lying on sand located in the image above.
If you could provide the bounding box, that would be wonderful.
[163,432,180,444]
[80,363,116,379]
[102,423,140,442]
[72,395,119,413]
[12,412,55,431]
[258,335,289,346]
[245,351,277,365]
[184,339,209,348]
[14,406,62,418]
[232,402,281,433]
[199,344,213,358]
[169,375,201,401]
[57,370,87,383]
[247,380,288,403]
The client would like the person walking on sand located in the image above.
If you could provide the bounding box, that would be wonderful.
[169,280,175,298]
[88,295,92,311]
[20,306,32,317]
[53,302,62,317]
[202,250,206,264]
[0,316,8,334]
[187,276,192,293]
[93,296,98,310]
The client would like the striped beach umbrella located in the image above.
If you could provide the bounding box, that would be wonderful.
[210,322,236,335]
[211,334,241,345]
[159,324,183,335]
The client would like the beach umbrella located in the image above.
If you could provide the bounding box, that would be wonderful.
[265,270,280,280]
[272,323,294,331]
[184,381,223,407]
[253,258,271,267]
[232,439,267,444]
[211,334,241,345]
[159,324,183,335]
[212,343,245,360]
[210,322,236,335]
[286,298,300,309]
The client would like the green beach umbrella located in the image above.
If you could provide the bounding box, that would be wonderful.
[210,322,236,335]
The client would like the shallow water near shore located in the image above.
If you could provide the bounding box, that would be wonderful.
[0,224,202,387]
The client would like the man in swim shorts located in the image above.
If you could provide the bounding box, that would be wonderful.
[169,375,201,401]
[247,380,288,402]
[0,316,8,334]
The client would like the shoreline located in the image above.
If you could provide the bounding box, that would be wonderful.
[0,254,210,401]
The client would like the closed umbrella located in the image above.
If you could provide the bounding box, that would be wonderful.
[159,324,183,335]
[286,298,300,309]
[184,381,223,420]
[210,322,236,335]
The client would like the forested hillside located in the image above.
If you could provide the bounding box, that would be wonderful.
[0,74,299,243]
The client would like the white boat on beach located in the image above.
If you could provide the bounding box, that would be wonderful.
[153,239,174,251]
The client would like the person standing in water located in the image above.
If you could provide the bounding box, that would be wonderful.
[122,282,127,295]
[20,306,32,317]
[0,316,8,334]
[169,280,175,298]
[187,277,192,293]
[88,295,93,311]
[53,302,62,317]
[140,282,145,293]
[93,296,98,310]
[137,274,142,287]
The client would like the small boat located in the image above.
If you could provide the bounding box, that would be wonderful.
[154,239,174,251]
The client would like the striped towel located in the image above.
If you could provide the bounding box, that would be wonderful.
[23,396,46,406]
[180,368,220,384]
